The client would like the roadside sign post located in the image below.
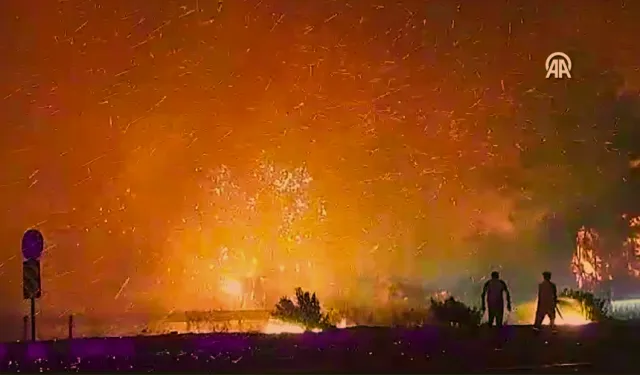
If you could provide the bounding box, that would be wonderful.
[31,290,35,342]
[21,229,44,342]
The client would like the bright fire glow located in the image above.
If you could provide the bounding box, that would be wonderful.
[220,278,243,298]
[554,298,592,325]
[261,317,352,334]
[513,298,591,326]
[262,318,323,334]
[158,161,336,311]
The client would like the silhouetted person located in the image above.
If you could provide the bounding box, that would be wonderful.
[534,271,558,330]
[481,271,512,327]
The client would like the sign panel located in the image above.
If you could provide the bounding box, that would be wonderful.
[23,259,42,299]
[22,229,44,260]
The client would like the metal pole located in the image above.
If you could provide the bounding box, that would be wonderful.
[22,315,28,341]
[30,297,36,341]
[68,315,74,339]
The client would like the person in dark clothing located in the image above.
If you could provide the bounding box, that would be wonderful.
[481,271,512,327]
[534,271,558,330]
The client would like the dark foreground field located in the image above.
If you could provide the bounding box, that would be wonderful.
[1,324,639,373]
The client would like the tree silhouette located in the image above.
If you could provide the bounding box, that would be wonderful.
[272,287,332,330]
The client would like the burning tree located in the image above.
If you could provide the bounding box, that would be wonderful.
[624,216,640,278]
[571,216,640,295]
[572,226,609,292]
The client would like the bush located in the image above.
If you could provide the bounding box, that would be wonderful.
[428,297,483,328]
[391,308,431,328]
[272,287,333,330]
[560,288,611,322]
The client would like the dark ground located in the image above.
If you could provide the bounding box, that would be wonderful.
[1,323,639,373]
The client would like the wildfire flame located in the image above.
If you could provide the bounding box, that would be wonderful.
[157,161,334,311]
[554,298,593,326]
[571,216,640,293]
[572,227,606,291]
[513,298,591,326]
[336,318,349,329]
[220,278,243,298]
[262,318,323,334]
[625,216,640,278]
[261,317,352,334]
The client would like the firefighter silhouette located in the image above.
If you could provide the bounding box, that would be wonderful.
[481,271,512,327]
[534,271,558,330]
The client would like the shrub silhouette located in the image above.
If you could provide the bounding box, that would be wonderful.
[391,308,431,328]
[428,297,482,327]
[272,287,333,330]
[560,288,610,322]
